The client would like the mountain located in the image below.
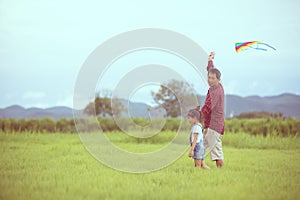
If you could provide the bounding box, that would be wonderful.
[225,93,300,118]
[0,93,299,119]
[0,105,84,120]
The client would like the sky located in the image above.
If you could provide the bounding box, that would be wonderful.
[1,0,300,108]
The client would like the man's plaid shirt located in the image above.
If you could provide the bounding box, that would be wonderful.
[201,61,225,134]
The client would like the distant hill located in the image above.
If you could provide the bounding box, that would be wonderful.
[120,99,151,118]
[225,93,300,118]
[0,105,83,120]
[0,93,299,119]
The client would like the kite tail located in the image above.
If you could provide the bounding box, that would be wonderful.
[249,46,267,51]
[258,42,276,51]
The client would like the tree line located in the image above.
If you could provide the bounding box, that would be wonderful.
[83,80,198,118]
[0,118,77,133]
[235,111,284,119]
[226,117,300,137]
[0,117,299,137]
[0,118,184,133]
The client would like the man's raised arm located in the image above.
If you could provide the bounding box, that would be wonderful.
[207,52,215,71]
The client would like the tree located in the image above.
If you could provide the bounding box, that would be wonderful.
[38,118,55,133]
[236,111,284,119]
[152,79,197,118]
[84,93,124,117]
[83,102,96,116]
[56,118,70,133]
[0,119,5,132]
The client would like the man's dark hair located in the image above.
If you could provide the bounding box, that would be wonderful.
[209,68,221,80]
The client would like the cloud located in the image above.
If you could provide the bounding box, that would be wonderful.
[55,94,73,107]
[224,80,239,95]
[24,102,51,109]
[22,91,46,99]
[4,93,15,99]
[249,81,258,90]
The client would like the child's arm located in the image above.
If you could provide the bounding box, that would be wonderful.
[189,133,199,157]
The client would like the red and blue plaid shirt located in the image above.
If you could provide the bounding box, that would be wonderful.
[200,61,225,134]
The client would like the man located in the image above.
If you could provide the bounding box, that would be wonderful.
[200,52,225,168]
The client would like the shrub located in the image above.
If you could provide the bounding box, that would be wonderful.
[0,117,299,136]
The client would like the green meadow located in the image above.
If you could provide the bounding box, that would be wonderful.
[0,132,299,200]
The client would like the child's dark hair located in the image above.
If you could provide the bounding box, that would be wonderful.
[187,109,201,121]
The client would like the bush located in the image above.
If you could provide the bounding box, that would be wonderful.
[98,118,120,132]
[226,118,300,137]
[0,117,299,137]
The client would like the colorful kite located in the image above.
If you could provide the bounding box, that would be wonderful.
[235,41,276,53]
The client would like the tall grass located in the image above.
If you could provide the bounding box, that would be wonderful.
[1,117,299,137]
[104,130,299,152]
[222,132,299,150]
[0,133,299,200]
[226,117,300,137]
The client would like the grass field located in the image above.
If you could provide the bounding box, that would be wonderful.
[0,132,299,200]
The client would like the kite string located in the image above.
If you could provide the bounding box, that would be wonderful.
[258,42,276,50]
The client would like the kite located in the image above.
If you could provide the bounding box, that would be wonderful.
[235,41,276,53]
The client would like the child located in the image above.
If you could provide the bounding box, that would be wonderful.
[187,109,210,169]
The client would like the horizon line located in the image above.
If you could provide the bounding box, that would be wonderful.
[0,92,299,110]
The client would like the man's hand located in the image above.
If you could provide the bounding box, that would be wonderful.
[203,128,208,137]
[188,149,194,157]
[209,52,215,61]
